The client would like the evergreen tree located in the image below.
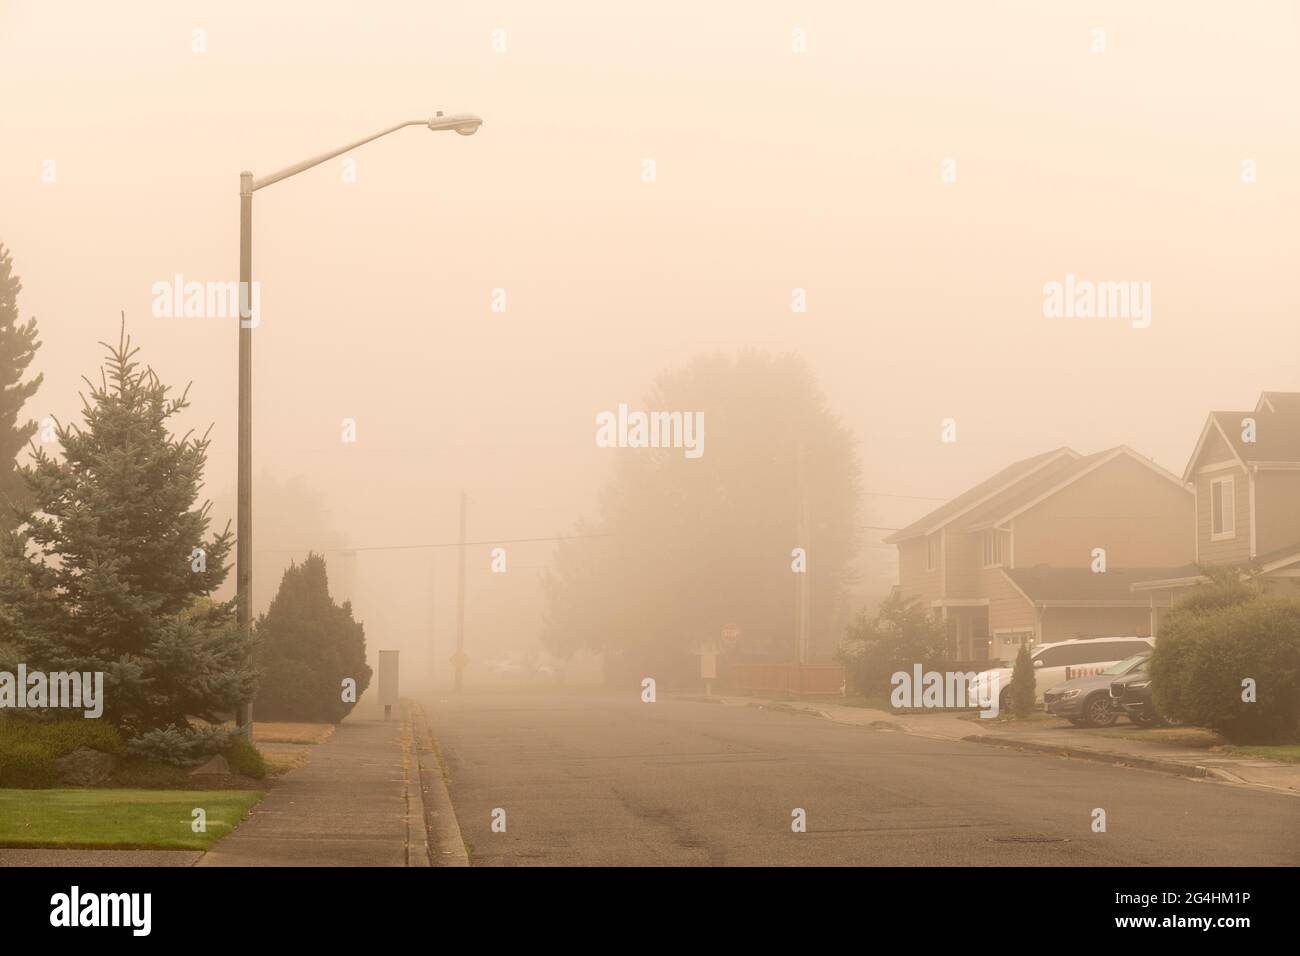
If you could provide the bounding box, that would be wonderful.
[0,243,43,531]
[0,322,254,734]
[1009,643,1037,718]
[254,553,371,723]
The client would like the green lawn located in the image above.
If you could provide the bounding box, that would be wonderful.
[1225,744,1300,764]
[1086,726,1224,748]
[1083,727,1300,763]
[0,788,263,850]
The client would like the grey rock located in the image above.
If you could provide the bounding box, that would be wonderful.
[189,754,231,776]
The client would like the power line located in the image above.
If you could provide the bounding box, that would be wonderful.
[255,531,616,555]
[863,491,948,502]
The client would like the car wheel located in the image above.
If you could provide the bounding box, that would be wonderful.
[1082,694,1118,728]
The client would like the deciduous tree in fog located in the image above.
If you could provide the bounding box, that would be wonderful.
[0,243,43,533]
[0,324,255,734]
[254,552,371,723]
[541,351,860,682]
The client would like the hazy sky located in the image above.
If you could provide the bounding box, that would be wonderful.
[3,1,1296,676]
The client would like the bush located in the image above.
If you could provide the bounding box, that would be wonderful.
[0,716,124,788]
[836,592,947,697]
[124,725,238,767]
[254,554,371,723]
[1152,594,1300,744]
[1009,643,1036,718]
[224,734,266,779]
[0,741,58,788]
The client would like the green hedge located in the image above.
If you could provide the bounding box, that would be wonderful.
[225,735,266,780]
[0,717,125,789]
[1152,596,1300,744]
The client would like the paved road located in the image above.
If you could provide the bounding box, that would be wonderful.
[427,692,1299,866]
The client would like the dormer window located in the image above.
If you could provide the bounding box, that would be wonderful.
[982,530,1003,568]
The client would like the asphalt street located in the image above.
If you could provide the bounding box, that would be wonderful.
[427,692,1299,866]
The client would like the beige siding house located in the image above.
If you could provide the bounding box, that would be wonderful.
[887,446,1194,661]
[1133,391,1300,616]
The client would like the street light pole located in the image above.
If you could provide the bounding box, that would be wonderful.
[234,112,482,733]
[237,171,254,732]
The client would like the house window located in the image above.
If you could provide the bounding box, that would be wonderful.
[1210,476,1235,540]
[982,530,1003,567]
[926,535,937,571]
[994,630,1034,659]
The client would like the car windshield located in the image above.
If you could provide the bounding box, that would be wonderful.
[1102,653,1150,676]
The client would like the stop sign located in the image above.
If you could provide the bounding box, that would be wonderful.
[721,623,741,645]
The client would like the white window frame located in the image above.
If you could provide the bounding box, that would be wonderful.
[1210,475,1236,541]
[982,529,1003,568]
[993,628,1035,656]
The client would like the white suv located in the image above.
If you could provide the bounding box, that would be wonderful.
[971,636,1155,710]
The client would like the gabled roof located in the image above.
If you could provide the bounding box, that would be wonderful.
[883,447,1078,543]
[1130,541,1300,591]
[1006,565,1199,604]
[960,449,1110,532]
[1257,391,1300,415]
[1183,391,1300,481]
[961,446,1189,532]
[1255,539,1300,573]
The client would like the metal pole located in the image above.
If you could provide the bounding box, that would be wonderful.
[236,171,254,734]
[230,115,479,723]
[796,444,810,666]
[454,491,467,692]
[436,556,441,686]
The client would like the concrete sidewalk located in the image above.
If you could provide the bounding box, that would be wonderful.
[199,702,426,867]
[706,695,1300,796]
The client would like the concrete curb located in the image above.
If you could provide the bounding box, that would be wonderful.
[963,733,1219,780]
[720,693,1297,796]
[400,704,432,867]
[409,700,470,867]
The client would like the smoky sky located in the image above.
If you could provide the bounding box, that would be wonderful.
[3,1,1297,678]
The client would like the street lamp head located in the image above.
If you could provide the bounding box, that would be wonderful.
[428,111,483,136]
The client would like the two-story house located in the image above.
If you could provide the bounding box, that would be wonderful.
[1132,391,1300,621]
[886,446,1194,660]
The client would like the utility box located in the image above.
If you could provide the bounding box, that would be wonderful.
[698,640,719,696]
[378,650,400,720]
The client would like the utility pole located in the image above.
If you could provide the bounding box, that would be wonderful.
[453,491,467,692]
[796,447,811,666]
[434,561,444,686]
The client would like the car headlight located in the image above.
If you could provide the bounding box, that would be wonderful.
[1060,689,1081,700]
[1129,681,1151,690]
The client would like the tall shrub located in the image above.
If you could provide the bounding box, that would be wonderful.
[254,553,371,722]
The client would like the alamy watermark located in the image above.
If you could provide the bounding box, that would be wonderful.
[1042,273,1151,329]
[0,665,104,718]
[595,404,704,459]
[50,886,150,936]
[151,274,261,328]
[891,665,999,718]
